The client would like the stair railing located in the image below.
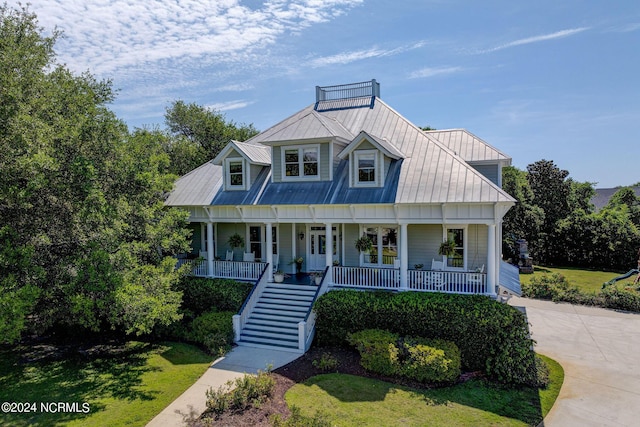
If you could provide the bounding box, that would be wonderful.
[298,266,330,352]
[233,263,270,343]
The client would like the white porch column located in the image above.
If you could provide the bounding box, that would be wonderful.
[265,222,273,280]
[486,224,497,296]
[325,222,333,284]
[400,223,408,290]
[206,222,214,277]
[291,223,297,275]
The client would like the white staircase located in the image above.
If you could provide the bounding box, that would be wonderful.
[237,283,318,351]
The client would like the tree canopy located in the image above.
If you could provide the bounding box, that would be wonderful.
[0,5,191,343]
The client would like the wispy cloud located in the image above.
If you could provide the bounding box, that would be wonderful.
[607,22,640,33]
[409,66,463,79]
[28,0,364,76]
[478,27,589,53]
[309,41,426,67]
[206,100,255,111]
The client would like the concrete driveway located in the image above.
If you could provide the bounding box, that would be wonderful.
[510,297,640,426]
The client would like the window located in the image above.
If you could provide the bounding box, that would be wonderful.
[362,226,398,267]
[353,150,379,187]
[225,158,246,190]
[249,226,262,260]
[446,228,464,268]
[271,226,278,255]
[282,145,319,180]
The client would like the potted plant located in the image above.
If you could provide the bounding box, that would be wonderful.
[290,257,304,275]
[227,233,245,258]
[438,238,457,257]
[310,271,323,285]
[354,234,373,253]
[273,270,286,283]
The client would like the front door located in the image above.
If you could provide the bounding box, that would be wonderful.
[308,227,337,271]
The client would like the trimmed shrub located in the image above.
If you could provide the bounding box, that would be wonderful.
[602,286,640,312]
[176,277,252,315]
[206,369,275,415]
[188,310,235,356]
[314,290,536,385]
[521,273,569,300]
[347,329,461,383]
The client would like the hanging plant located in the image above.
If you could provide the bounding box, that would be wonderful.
[354,234,373,253]
[438,239,457,257]
[227,233,245,250]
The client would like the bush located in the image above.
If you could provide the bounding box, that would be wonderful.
[347,329,461,383]
[176,277,252,315]
[312,352,339,372]
[602,286,640,312]
[314,290,536,385]
[521,273,569,300]
[188,310,235,356]
[270,406,332,427]
[206,370,275,415]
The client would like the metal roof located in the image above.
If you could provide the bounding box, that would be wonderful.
[212,140,271,165]
[338,131,405,160]
[426,129,511,164]
[165,160,222,206]
[168,95,516,207]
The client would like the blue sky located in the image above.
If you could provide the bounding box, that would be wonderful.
[21,0,640,188]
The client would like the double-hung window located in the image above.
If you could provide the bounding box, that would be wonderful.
[362,226,398,267]
[446,228,465,269]
[353,150,379,187]
[283,145,319,180]
[225,158,246,190]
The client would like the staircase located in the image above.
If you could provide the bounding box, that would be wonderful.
[237,282,318,351]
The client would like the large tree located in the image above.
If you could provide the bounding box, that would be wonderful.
[0,5,190,343]
[163,100,259,175]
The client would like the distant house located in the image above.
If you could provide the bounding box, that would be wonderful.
[591,186,640,211]
[166,80,520,352]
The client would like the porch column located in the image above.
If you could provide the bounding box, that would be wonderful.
[325,222,333,284]
[206,222,214,277]
[265,222,273,280]
[486,224,497,296]
[291,223,297,275]
[399,223,408,290]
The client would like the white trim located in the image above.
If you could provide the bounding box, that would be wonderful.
[353,149,380,188]
[224,157,247,191]
[280,144,321,181]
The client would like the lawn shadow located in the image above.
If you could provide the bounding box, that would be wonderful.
[158,342,213,366]
[0,341,164,427]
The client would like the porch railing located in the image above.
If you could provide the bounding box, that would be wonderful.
[408,270,486,294]
[176,258,208,276]
[299,266,330,352]
[233,263,270,343]
[333,266,400,290]
[213,260,267,281]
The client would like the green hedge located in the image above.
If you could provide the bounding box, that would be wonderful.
[347,329,461,383]
[314,290,537,385]
[175,277,253,316]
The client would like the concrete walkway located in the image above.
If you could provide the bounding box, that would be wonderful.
[146,346,301,427]
[510,297,640,427]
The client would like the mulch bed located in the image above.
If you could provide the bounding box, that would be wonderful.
[200,346,481,426]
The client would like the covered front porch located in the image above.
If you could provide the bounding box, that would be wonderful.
[180,220,500,295]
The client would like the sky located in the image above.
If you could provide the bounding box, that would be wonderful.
[18,0,640,188]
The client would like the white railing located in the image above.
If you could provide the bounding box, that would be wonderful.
[213,261,267,281]
[299,267,330,352]
[233,263,270,343]
[332,266,400,290]
[408,270,486,294]
[176,258,208,276]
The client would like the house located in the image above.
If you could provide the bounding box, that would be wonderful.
[591,186,640,211]
[166,80,520,352]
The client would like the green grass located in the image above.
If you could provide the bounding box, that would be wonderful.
[0,341,212,427]
[285,354,564,427]
[520,266,633,294]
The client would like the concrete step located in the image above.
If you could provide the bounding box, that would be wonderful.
[243,323,298,335]
[238,335,299,350]
[241,328,297,340]
[245,318,299,329]
[259,296,313,306]
[254,302,308,313]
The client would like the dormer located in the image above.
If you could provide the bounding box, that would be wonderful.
[338,131,405,188]
[212,140,271,191]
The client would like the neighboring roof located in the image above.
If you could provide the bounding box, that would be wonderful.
[165,160,222,206]
[426,129,511,164]
[168,95,516,206]
[591,186,640,211]
[212,140,271,165]
[338,131,405,160]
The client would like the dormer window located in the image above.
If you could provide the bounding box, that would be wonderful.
[282,145,320,180]
[225,158,246,190]
[355,150,378,186]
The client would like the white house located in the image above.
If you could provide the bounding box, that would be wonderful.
[166,80,520,352]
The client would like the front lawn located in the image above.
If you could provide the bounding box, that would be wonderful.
[520,266,627,294]
[0,341,212,427]
[284,353,564,427]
